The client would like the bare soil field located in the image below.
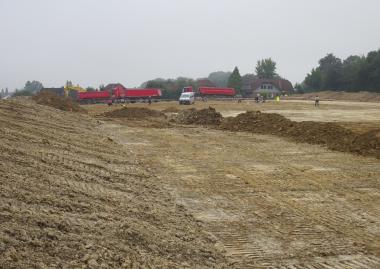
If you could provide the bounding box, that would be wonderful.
[1,98,379,268]
[86,100,380,132]
[0,99,230,268]
[285,91,380,102]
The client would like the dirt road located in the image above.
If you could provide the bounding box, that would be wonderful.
[102,120,380,268]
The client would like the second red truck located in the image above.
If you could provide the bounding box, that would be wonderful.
[78,85,162,104]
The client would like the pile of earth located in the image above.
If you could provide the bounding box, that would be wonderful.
[220,111,380,159]
[32,91,85,112]
[102,107,166,119]
[0,99,231,268]
[175,107,222,126]
[162,107,180,113]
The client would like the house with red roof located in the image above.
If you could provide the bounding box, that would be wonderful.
[244,78,294,97]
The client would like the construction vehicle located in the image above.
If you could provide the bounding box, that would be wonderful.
[77,85,162,104]
[179,92,195,105]
[64,81,87,98]
[198,87,236,96]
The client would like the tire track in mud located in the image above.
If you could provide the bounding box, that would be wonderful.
[106,123,380,268]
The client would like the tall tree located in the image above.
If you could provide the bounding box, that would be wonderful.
[255,58,277,79]
[227,67,242,94]
[318,54,343,90]
[341,55,365,91]
[208,71,231,87]
[304,68,322,91]
[24,80,43,93]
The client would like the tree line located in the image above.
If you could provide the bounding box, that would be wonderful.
[300,49,380,92]
[9,58,281,99]
[145,58,279,99]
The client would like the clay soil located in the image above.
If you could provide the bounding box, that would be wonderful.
[1,98,380,268]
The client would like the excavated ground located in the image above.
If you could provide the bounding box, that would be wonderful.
[2,98,380,268]
[89,101,380,268]
[172,107,380,159]
[0,99,231,268]
[101,118,380,268]
[32,91,86,113]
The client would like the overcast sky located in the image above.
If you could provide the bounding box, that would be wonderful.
[1,0,380,90]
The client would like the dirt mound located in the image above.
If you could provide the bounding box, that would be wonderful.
[220,111,293,134]
[32,91,85,112]
[287,91,380,102]
[175,107,222,125]
[162,107,180,113]
[102,107,166,119]
[0,99,230,268]
[220,111,380,159]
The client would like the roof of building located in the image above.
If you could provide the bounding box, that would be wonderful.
[251,79,293,93]
[104,83,126,91]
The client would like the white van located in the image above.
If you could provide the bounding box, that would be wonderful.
[179,92,195,105]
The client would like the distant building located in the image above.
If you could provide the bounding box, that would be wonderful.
[40,87,65,96]
[104,83,126,91]
[245,78,294,97]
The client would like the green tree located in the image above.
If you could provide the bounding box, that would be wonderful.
[12,89,34,97]
[342,55,365,91]
[318,54,343,90]
[358,49,380,91]
[24,80,43,93]
[208,71,231,87]
[304,68,322,91]
[255,58,277,79]
[227,67,242,94]
[145,77,197,99]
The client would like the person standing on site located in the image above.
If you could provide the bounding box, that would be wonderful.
[148,96,152,105]
[314,95,320,107]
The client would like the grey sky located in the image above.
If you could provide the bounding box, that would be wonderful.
[1,0,380,90]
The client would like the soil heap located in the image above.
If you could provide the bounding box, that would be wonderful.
[102,107,166,119]
[32,91,85,112]
[162,107,180,113]
[220,111,380,159]
[0,99,231,268]
[175,107,223,126]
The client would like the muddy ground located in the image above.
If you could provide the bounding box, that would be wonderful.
[1,98,379,268]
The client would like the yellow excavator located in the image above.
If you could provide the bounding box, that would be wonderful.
[64,81,87,97]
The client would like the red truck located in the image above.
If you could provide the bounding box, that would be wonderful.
[198,87,236,96]
[78,91,110,103]
[182,86,194,93]
[77,86,162,104]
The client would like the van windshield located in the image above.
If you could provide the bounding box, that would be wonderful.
[181,93,192,97]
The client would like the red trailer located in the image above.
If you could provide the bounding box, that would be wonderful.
[78,91,110,103]
[182,86,193,93]
[77,85,162,104]
[198,87,236,96]
[125,88,162,98]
